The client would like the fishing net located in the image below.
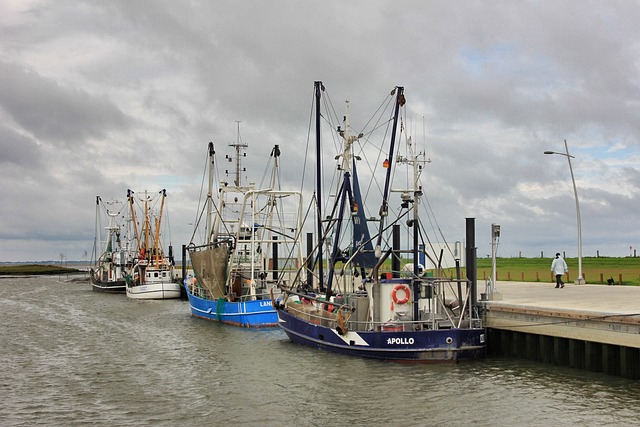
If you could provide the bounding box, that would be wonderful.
[189,245,229,299]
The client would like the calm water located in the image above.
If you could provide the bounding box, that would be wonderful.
[1,275,638,426]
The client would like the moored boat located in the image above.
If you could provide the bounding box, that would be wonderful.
[126,189,181,300]
[185,128,304,327]
[90,196,135,293]
[275,82,486,361]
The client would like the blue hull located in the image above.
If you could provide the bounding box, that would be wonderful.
[277,309,486,361]
[185,284,278,327]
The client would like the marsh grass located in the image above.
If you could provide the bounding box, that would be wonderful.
[0,264,81,275]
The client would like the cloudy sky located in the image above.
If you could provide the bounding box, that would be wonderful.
[1,0,639,263]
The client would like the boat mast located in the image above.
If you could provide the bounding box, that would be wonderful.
[325,101,364,294]
[206,142,215,243]
[397,134,424,275]
[230,121,247,188]
[127,189,141,256]
[409,136,422,320]
[255,145,282,283]
[269,145,281,190]
[143,192,150,260]
[212,123,248,242]
[93,196,100,266]
[153,189,167,264]
[339,101,355,175]
[314,81,325,292]
[264,145,281,238]
[376,86,405,250]
[411,138,421,276]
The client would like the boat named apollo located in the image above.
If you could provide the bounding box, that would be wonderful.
[275,82,486,362]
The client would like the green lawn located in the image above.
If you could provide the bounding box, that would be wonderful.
[458,257,640,286]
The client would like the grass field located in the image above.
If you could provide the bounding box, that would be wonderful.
[462,256,640,286]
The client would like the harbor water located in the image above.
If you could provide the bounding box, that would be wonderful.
[1,275,638,426]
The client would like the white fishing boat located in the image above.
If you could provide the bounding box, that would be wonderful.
[126,189,181,300]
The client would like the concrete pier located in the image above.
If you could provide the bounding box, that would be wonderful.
[481,281,640,379]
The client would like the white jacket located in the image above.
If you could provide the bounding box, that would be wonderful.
[551,256,568,275]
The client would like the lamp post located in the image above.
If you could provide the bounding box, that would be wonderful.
[544,139,585,285]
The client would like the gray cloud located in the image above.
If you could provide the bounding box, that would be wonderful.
[0,0,639,261]
[0,62,130,146]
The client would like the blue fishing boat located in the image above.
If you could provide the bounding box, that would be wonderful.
[275,82,486,361]
[185,127,304,327]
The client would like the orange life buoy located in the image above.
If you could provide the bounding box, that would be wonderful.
[391,283,411,305]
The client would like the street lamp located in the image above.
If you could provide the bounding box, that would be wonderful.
[544,139,585,285]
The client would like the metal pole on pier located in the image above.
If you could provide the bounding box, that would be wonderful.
[544,140,584,285]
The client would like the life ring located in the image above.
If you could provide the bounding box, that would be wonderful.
[392,284,411,305]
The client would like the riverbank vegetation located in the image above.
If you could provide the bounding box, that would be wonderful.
[0,264,82,276]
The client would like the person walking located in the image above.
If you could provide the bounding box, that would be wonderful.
[550,252,568,288]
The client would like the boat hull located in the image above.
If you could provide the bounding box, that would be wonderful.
[185,283,278,327]
[126,282,182,300]
[277,309,486,361]
[91,280,126,293]
[90,272,126,293]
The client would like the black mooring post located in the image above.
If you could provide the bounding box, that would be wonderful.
[272,236,278,281]
[411,221,420,322]
[465,218,477,307]
[181,244,187,300]
[306,233,314,289]
[181,244,186,284]
[392,224,401,278]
